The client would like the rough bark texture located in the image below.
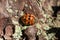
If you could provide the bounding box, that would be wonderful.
[0,0,60,40]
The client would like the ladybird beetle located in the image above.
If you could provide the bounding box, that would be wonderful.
[21,13,35,25]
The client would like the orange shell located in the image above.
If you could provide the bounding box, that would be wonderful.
[21,13,35,25]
